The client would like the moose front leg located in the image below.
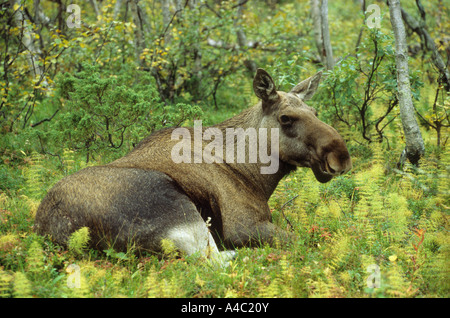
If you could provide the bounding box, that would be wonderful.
[224,221,296,249]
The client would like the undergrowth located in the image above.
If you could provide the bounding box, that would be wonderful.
[0,143,448,298]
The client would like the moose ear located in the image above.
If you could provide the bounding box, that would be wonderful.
[290,71,322,101]
[253,69,279,107]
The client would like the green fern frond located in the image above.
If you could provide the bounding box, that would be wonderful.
[68,227,90,256]
[160,238,179,259]
[145,270,161,298]
[69,272,90,298]
[22,151,46,200]
[13,272,32,298]
[0,270,13,298]
[62,148,77,175]
[145,268,181,298]
[26,241,45,277]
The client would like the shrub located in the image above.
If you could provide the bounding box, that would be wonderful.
[37,64,202,162]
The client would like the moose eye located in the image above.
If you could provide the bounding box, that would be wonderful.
[279,114,293,126]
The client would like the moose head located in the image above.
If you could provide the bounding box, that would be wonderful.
[253,68,352,183]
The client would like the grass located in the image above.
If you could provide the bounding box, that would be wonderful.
[0,139,448,298]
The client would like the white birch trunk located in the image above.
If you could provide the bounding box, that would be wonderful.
[90,0,101,18]
[310,0,324,64]
[320,0,334,70]
[129,0,145,66]
[113,0,123,20]
[12,0,47,86]
[235,0,256,73]
[388,0,425,165]
[161,0,172,44]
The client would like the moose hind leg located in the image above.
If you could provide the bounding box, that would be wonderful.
[164,210,236,265]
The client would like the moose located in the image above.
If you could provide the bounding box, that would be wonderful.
[34,69,352,263]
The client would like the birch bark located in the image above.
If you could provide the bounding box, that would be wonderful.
[129,0,145,66]
[320,0,334,70]
[310,0,324,64]
[11,0,47,86]
[388,0,425,165]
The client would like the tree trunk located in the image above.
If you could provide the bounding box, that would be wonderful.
[388,0,425,166]
[11,0,47,86]
[400,5,450,91]
[310,0,324,64]
[113,0,123,20]
[187,0,203,100]
[33,0,49,26]
[90,0,101,18]
[161,0,172,44]
[320,0,334,70]
[234,0,256,73]
[129,0,145,66]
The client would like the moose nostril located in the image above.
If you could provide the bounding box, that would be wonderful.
[326,161,336,174]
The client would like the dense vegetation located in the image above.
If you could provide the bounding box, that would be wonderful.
[0,0,449,298]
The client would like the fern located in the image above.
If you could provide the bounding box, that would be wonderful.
[145,270,161,298]
[0,269,13,298]
[327,230,351,272]
[160,238,179,259]
[26,241,45,278]
[257,255,295,297]
[62,148,78,175]
[13,272,32,298]
[224,287,239,298]
[161,276,180,297]
[109,267,131,297]
[68,227,90,256]
[69,273,90,298]
[327,199,343,219]
[384,261,411,297]
[0,233,19,252]
[22,151,46,200]
[145,268,182,298]
[385,193,411,242]
[260,277,283,298]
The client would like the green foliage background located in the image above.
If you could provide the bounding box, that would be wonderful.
[0,0,449,298]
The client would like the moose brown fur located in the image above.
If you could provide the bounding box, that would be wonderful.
[34,69,352,262]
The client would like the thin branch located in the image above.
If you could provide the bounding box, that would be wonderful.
[31,109,60,128]
[160,0,188,38]
[278,195,298,231]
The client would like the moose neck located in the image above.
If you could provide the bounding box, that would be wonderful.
[213,103,295,200]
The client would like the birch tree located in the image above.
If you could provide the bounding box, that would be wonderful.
[234,0,256,73]
[400,3,450,91]
[11,0,47,86]
[310,0,334,70]
[388,0,425,165]
[129,0,145,66]
[310,0,323,64]
[90,0,101,19]
[320,0,334,70]
[113,0,123,20]
[161,0,172,44]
